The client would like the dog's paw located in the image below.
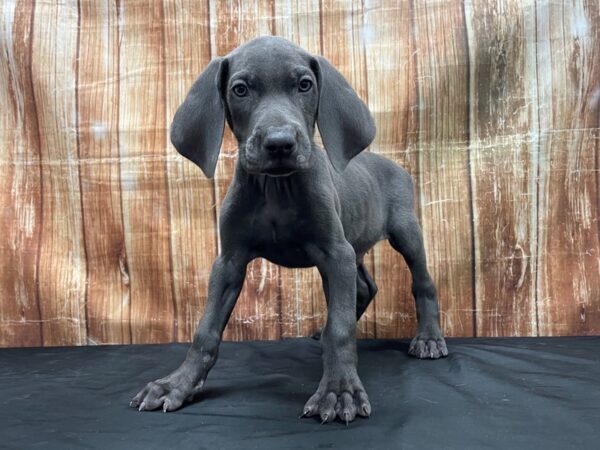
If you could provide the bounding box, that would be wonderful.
[311,327,323,340]
[130,374,198,413]
[301,377,371,424]
[408,334,448,359]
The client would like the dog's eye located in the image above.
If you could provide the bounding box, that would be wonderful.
[298,79,313,92]
[232,84,248,97]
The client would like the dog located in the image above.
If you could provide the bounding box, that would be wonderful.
[130,36,447,424]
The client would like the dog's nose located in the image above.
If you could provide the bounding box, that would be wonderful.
[263,130,296,156]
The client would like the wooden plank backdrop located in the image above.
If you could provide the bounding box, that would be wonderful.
[1,0,599,347]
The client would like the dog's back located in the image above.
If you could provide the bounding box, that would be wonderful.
[331,150,415,256]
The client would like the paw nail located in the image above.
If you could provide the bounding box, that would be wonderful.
[138,402,145,412]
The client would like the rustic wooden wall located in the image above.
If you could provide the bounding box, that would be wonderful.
[1,0,599,347]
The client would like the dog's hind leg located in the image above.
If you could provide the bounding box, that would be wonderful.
[388,213,448,359]
[355,261,378,321]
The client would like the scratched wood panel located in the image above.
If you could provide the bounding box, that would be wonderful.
[320,0,379,339]
[364,0,420,338]
[362,1,475,339]
[273,0,326,338]
[163,1,217,343]
[536,0,600,335]
[77,0,130,344]
[32,0,88,346]
[413,0,474,337]
[2,0,600,348]
[0,0,43,347]
[210,0,283,341]
[118,0,175,343]
[465,0,539,337]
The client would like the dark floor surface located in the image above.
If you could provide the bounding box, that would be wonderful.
[1,337,599,450]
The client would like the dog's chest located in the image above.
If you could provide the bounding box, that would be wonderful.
[250,201,315,268]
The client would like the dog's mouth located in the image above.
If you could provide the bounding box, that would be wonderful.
[262,166,298,177]
[260,153,310,176]
[241,155,301,176]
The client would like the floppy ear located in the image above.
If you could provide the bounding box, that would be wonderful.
[312,56,376,172]
[170,57,227,178]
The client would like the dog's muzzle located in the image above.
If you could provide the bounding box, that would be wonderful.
[257,126,308,176]
[263,128,296,158]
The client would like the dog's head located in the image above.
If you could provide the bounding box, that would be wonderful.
[171,36,375,178]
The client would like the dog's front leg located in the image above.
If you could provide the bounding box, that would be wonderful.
[131,253,248,412]
[302,241,371,424]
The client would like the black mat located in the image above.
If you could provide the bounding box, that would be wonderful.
[1,337,599,450]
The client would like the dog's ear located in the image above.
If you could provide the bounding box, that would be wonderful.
[311,56,376,172]
[170,57,228,178]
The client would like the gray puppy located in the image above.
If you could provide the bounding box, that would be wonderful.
[130,36,447,424]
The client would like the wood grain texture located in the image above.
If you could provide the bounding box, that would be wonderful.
[414,0,474,337]
[163,1,217,343]
[0,0,43,347]
[465,0,539,336]
[33,0,87,346]
[78,0,130,344]
[364,0,420,338]
[210,0,283,341]
[118,0,174,343]
[274,0,326,338]
[536,0,600,335]
[1,0,599,347]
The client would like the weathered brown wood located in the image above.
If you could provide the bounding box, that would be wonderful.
[210,0,283,341]
[78,0,130,344]
[364,0,420,338]
[118,0,174,343]
[413,0,474,337]
[273,0,326,338]
[320,0,378,338]
[536,0,600,336]
[1,0,599,347]
[0,0,43,347]
[466,0,539,337]
[33,0,87,346]
[163,1,218,343]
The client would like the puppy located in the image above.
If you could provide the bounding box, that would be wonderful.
[131,36,447,424]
